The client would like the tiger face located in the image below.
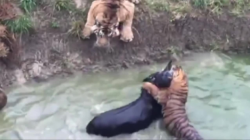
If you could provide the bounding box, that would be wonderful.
[169,65,188,88]
[91,7,120,47]
[91,22,119,47]
[91,18,120,38]
[142,63,188,104]
[83,0,136,47]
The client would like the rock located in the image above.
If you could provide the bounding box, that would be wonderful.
[0,89,7,110]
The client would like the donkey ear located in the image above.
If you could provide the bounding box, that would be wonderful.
[163,60,172,71]
[167,60,172,70]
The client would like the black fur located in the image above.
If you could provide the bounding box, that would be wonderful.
[143,60,173,88]
[86,88,162,137]
[143,71,173,88]
[85,62,174,137]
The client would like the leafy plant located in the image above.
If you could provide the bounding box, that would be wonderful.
[192,0,208,8]
[54,0,74,11]
[20,0,38,13]
[4,15,33,34]
[67,20,83,39]
[51,21,60,28]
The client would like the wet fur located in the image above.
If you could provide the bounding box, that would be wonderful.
[82,0,137,46]
[85,64,174,138]
[143,66,203,140]
[86,88,162,137]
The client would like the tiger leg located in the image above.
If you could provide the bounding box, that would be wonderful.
[82,1,98,39]
[142,82,159,97]
[163,102,203,140]
[120,1,135,42]
[142,82,168,104]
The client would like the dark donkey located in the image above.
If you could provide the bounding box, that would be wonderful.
[86,61,174,137]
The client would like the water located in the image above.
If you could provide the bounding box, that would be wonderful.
[0,52,250,139]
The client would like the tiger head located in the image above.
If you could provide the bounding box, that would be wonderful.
[92,2,121,47]
[142,62,188,104]
[159,63,188,97]
[169,64,188,87]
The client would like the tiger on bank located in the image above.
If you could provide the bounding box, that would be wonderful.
[82,0,139,47]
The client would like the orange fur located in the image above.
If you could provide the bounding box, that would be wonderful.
[82,0,138,47]
[143,66,203,140]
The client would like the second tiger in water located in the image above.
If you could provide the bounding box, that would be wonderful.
[143,64,203,140]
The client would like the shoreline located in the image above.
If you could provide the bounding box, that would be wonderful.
[0,0,250,88]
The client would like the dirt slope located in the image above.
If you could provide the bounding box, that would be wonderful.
[0,0,250,88]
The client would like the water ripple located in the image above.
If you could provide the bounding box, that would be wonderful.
[0,52,249,139]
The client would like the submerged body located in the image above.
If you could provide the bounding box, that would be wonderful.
[86,88,162,137]
[86,61,174,137]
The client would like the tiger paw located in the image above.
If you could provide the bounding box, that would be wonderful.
[82,27,92,39]
[120,28,134,42]
[91,25,99,34]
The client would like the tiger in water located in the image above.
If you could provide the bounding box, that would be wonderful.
[142,64,203,140]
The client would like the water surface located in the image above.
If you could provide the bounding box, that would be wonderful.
[0,52,250,139]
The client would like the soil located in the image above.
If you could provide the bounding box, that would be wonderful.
[1,0,250,88]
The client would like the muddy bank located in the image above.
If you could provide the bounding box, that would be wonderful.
[1,0,250,88]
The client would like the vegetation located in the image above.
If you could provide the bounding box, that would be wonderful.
[67,20,84,39]
[146,0,250,16]
[0,0,250,33]
[3,15,33,34]
[20,0,38,13]
[54,0,75,12]
[146,0,169,12]
[0,0,248,58]
[51,21,60,28]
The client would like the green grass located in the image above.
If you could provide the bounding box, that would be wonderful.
[54,0,75,12]
[67,20,83,39]
[51,21,60,28]
[149,2,169,11]
[231,0,250,15]
[145,0,250,16]
[146,0,169,11]
[191,0,250,15]
[20,0,38,13]
[3,15,33,34]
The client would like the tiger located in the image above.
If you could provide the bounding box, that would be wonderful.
[142,64,203,140]
[82,0,139,47]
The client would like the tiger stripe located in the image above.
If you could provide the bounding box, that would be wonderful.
[143,66,203,140]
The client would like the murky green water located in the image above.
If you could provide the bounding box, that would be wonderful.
[0,52,250,139]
